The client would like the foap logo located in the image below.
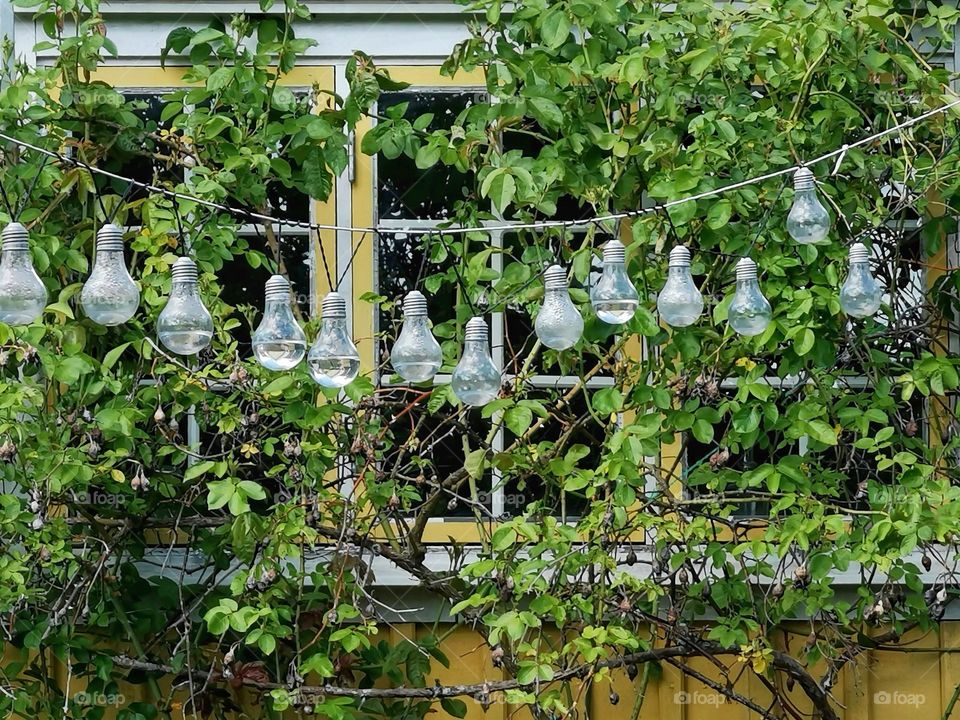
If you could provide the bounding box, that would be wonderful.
[73,692,126,707]
[674,690,727,706]
[873,691,926,707]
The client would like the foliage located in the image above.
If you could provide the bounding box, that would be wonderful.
[2,0,960,718]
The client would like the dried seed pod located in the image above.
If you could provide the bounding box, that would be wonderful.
[609,691,619,706]
[491,645,504,667]
[153,406,166,424]
[626,663,638,681]
[922,554,932,571]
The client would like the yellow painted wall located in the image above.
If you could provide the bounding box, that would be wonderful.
[3,623,959,718]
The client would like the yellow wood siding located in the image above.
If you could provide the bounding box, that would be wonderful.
[4,622,959,718]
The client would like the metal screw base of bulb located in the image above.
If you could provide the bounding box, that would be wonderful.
[464,316,488,341]
[403,290,429,317]
[96,224,125,253]
[668,246,691,267]
[602,239,626,263]
[794,167,815,191]
[735,257,758,280]
[543,265,568,290]
[171,257,199,283]
[1,222,29,252]
[264,274,291,301]
[322,292,347,319]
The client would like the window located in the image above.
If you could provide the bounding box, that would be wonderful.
[683,220,935,516]
[366,74,620,527]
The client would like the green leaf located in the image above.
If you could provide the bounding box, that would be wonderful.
[465,449,486,480]
[807,420,838,445]
[207,478,235,510]
[505,406,534,436]
[592,387,623,415]
[540,8,571,49]
[692,419,714,444]
[102,342,131,372]
[206,66,235,92]
[186,460,216,482]
[480,168,516,213]
[441,699,468,718]
[794,328,815,356]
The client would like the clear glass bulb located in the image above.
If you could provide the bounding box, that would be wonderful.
[840,242,883,318]
[81,223,140,326]
[591,239,639,324]
[252,274,307,371]
[728,257,773,337]
[308,291,360,388]
[451,316,500,407]
[535,265,584,350]
[391,290,442,382]
[657,246,704,327]
[156,257,214,355]
[0,222,46,326]
[786,167,830,245]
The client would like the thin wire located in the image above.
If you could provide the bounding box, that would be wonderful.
[0,173,15,220]
[15,155,49,221]
[106,179,136,225]
[435,231,477,315]
[89,168,110,222]
[413,232,432,289]
[337,231,369,289]
[745,176,790,257]
[172,200,188,256]
[0,95,957,236]
[315,228,334,291]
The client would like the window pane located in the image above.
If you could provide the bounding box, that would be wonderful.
[377,90,482,220]
[501,231,617,377]
[114,92,184,203]
[219,230,311,353]
[501,391,602,519]
[378,389,491,519]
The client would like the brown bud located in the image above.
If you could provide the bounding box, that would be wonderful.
[491,645,504,667]
[609,691,619,706]
[922,554,932,571]
[626,663,638,681]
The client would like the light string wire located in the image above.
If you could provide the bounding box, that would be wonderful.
[0,95,957,238]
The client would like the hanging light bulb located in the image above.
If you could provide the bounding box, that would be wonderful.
[80,223,140,326]
[728,257,773,337]
[307,291,360,388]
[252,274,307,371]
[156,257,214,355]
[590,239,638,324]
[840,242,883,318]
[534,265,583,350]
[451,316,500,406]
[390,290,443,382]
[0,221,46,326]
[786,167,831,244]
[656,246,704,327]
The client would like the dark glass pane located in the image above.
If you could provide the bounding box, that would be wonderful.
[501,391,600,518]
[379,388,491,519]
[502,231,616,377]
[377,90,482,220]
[684,387,793,517]
[815,391,926,509]
[220,231,311,353]
[115,92,183,202]
[502,120,594,222]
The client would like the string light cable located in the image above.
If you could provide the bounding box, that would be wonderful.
[0,95,954,238]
